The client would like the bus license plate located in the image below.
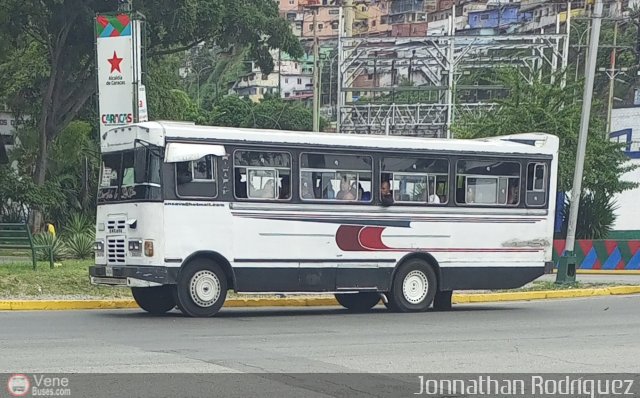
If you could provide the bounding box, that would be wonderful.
[105,266,113,277]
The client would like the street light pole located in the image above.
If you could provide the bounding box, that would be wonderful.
[606,0,622,135]
[557,0,603,284]
[312,7,320,132]
[560,1,571,89]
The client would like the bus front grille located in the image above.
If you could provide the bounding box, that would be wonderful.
[107,219,126,232]
[107,237,126,264]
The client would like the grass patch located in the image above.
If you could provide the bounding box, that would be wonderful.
[494,280,620,293]
[0,248,31,257]
[0,261,311,300]
[0,259,131,299]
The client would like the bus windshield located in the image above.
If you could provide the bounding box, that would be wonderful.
[98,143,162,203]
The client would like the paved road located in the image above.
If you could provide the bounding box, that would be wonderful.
[1,295,639,374]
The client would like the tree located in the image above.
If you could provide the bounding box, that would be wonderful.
[453,71,637,238]
[9,120,98,226]
[0,0,302,228]
[453,70,636,198]
[209,95,324,132]
[250,97,324,132]
[209,96,254,127]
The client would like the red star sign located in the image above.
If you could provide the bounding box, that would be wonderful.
[108,51,123,73]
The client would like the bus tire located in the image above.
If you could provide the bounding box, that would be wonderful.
[131,286,176,315]
[335,292,380,312]
[387,259,437,312]
[175,258,227,317]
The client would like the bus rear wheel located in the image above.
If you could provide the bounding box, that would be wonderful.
[387,259,437,312]
[335,292,380,312]
[131,286,176,315]
[175,259,227,317]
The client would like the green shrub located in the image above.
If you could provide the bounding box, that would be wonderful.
[66,233,94,259]
[63,213,95,237]
[32,233,68,261]
[560,192,618,239]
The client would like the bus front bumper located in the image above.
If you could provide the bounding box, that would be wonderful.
[89,265,178,287]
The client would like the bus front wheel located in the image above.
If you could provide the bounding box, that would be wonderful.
[131,286,176,315]
[175,259,227,317]
[335,292,380,312]
[387,259,437,312]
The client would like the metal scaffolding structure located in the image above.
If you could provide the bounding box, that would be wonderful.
[337,33,568,137]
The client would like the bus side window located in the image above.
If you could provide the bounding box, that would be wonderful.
[175,156,217,199]
[233,150,291,201]
[300,152,372,203]
[456,160,520,206]
[526,162,547,207]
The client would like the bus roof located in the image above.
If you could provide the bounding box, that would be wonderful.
[105,121,559,156]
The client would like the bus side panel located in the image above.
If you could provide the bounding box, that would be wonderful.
[163,202,233,274]
[230,209,397,292]
[438,266,545,290]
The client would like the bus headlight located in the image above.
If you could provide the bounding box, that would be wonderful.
[129,239,142,256]
[144,240,154,257]
[94,240,104,257]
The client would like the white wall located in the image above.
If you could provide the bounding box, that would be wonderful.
[281,74,312,98]
[610,107,640,231]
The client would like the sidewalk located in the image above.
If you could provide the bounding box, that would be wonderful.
[536,273,640,285]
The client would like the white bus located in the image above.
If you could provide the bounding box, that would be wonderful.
[90,121,559,317]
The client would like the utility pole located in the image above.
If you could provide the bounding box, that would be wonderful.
[336,6,344,134]
[606,0,621,135]
[278,48,282,98]
[561,1,571,89]
[318,56,324,128]
[445,4,456,139]
[557,0,603,284]
[344,0,353,105]
[312,7,320,132]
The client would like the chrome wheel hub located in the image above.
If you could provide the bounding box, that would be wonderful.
[190,270,220,307]
[402,270,428,304]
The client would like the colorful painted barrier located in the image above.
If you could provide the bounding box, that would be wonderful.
[553,239,640,270]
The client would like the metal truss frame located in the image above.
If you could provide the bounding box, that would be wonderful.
[337,33,567,137]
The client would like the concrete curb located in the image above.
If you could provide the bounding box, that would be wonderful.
[555,270,640,275]
[450,286,640,304]
[2,286,640,311]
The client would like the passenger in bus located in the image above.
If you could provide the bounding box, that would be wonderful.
[358,183,371,201]
[381,180,393,206]
[336,176,357,200]
[428,181,440,204]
